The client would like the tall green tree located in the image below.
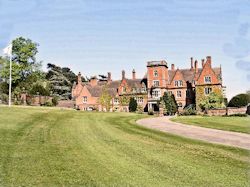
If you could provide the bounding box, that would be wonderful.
[46,63,81,99]
[129,97,137,112]
[0,37,43,90]
[161,92,178,115]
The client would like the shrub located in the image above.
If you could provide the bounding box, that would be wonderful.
[0,93,8,104]
[199,92,225,111]
[44,101,53,107]
[52,96,59,106]
[228,94,250,107]
[129,97,137,112]
[179,104,196,116]
[29,84,50,96]
[136,105,144,114]
[161,92,178,115]
[148,109,154,115]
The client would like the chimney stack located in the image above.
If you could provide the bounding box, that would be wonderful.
[77,72,81,84]
[194,60,198,73]
[122,70,125,80]
[206,56,212,66]
[107,72,111,82]
[132,69,136,80]
[171,64,175,71]
[201,59,205,67]
[190,57,194,69]
[90,76,98,86]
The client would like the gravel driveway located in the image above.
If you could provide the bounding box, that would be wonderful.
[137,116,250,150]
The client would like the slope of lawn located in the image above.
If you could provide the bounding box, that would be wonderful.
[171,115,250,134]
[0,107,249,186]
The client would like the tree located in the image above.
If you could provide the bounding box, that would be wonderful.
[199,92,225,110]
[0,37,43,91]
[161,92,178,115]
[99,85,112,111]
[129,97,137,112]
[46,63,79,99]
[228,93,250,107]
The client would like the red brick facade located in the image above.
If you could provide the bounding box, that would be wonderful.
[72,56,223,112]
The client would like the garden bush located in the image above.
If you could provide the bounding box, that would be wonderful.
[228,94,250,107]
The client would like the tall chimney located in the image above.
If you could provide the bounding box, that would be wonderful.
[194,60,198,73]
[77,72,81,84]
[190,57,194,69]
[171,64,175,71]
[132,69,136,80]
[201,59,205,67]
[206,56,212,66]
[107,72,111,82]
[122,70,125,80]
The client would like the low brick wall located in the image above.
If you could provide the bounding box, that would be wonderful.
[227,107,247,115]
[207,107,247,116]
[57,100,75,108]
[206,108,227,116]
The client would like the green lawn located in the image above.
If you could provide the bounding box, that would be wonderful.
[171,116,250,134]
[0,107,249,186]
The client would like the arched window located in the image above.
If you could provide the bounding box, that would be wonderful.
[154,70,158,77]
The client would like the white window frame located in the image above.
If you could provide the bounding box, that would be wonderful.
[153,80,160,87]
[177,90,182,98]
[204,87,212,95]
[83,96,87,103]
[204,76,211,83]
[114,98,119,104]
[174,80,183,87]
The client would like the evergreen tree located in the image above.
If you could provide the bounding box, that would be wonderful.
[129,97,137,112]
[161,92,178,115]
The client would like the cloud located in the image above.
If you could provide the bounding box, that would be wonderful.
[238,23,249,36]
[223,37,250,58]
[236,60,250,71]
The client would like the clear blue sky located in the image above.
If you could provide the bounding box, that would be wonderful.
[0,0,250,99]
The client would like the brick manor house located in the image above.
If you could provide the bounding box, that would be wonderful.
[72,56,223,112]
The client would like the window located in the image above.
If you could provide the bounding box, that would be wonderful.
[114,98,119,104]
[152,90,160,98]
[204,87,212,95]
[204,76,211,83]
[141,87,146,93]
[122,87,126,93]
[174,80,183,87]
[154,70,158,77]
[136,97,143,103]
[178,102,183,108]
[168,91,173,95]
[153,80,160,87]
[132,88,136,93]
[83,96,87,103]
[177,90,182,98]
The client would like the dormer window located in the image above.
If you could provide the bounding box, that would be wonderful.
[174,80,183,87]
[154,70,158,77]
[204,76,211,83]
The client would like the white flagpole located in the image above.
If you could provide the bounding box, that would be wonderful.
[8,52,12,107]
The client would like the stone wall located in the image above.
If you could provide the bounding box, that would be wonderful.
[206,107,247,116]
